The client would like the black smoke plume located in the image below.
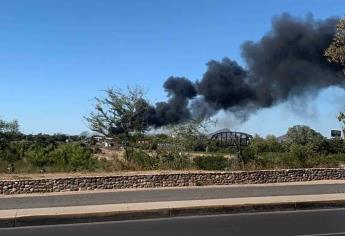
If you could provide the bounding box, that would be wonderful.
[148,13,345,127]
[148,77,196,126]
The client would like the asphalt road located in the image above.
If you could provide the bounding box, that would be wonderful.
[2,183,345,210]
[1,208,345,236]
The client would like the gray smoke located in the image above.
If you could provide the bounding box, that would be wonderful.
[149,13,345,127]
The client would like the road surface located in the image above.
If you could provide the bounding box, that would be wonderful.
[2,182,345,210]
[1,208,345,236]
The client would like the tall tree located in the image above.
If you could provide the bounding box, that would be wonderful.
[285,125,326,153]
[325,18,345,133]
[0,118,20,165]
[85,87,152,160]
[325,17,345,72]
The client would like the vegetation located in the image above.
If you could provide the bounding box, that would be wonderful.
[0,118,98,173]
[108,123,345,171]
[194,155,228,170]
[325,17,345,134]
[238,125,345,170]
[86,87,152,161]
[2,114,345,173]
[325,17,345,71]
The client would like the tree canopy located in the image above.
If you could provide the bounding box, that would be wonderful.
[0,119,19,134]
[285,125,326,153]
[325,17,345,71]
[85,87,154,160]
[86,87,152,138]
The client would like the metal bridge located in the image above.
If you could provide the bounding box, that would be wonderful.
[210,131,253,148]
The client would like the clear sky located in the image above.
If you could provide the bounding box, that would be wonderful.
[0,0,344,137]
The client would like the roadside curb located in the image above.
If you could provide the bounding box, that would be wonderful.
[2,197,345,228]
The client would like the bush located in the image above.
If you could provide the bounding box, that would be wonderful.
[49,143,97,171]
[241,146,256,164]
[0,148,20,164]
[250,135,284,154]
[25,144,54,169]
[194,155,228,170]
[206,140,238,154]
[289,144,314,165]
[151,141,192,170]
[326,138,345,154]
[253,152,302,169]
[131,149,160,170]
[305,153,345,168]
[159,150,191,170]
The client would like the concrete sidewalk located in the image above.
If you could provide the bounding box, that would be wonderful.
[2,193,345,228]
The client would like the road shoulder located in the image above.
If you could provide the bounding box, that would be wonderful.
[2,193,345,228]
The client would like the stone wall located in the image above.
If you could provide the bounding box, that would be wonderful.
[1,168,345,195]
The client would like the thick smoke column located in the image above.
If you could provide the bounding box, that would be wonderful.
[198,59,253,109]
[149,76,196,126]
[195,58,255,121]
[148,14,345,127]
[241,13,344,108]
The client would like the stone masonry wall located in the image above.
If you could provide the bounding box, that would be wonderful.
[1,168,345,195]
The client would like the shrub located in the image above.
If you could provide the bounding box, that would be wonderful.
[0,148,20,164]
[249,135,284,154]
[253,152,302,169]
[289,144,314,165]
[50,143,97,171]
[131,149,160,170]
[206,140,238,154]
[241,146,256,164]
[305,153,345,168]
[25,145,54,169]
[158,149,191,170]
[194,155,228,170]
[326,138,345,154]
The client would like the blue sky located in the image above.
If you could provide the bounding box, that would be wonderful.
[0,0,344,137]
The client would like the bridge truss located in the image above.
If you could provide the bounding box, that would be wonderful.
[210,131,253,149]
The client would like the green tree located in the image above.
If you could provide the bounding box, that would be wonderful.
[325,18,345,72]
[325,17,345,132]
[338,112,345,135]
[0,119,19,134]
[0,119,21,165]
[250,135,268,154]
[265,135,284,152]
[170,119,212,152]
[86,87,152,160]
[284,125,326,154]
[249,134,284,155]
